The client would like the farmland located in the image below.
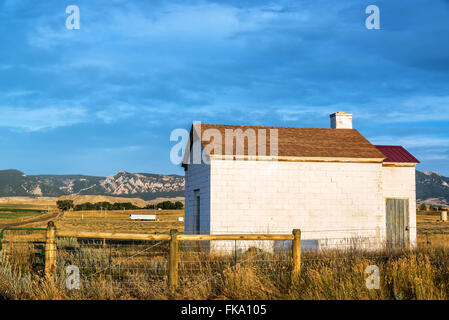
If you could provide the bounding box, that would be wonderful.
[30,209,185,234]
[0,209,47,221]
[0,206,50,225]
[1,205,449,300]
[416,210,449,247]
[21,208,449,246]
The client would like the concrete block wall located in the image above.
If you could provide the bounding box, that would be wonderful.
[209,160,386,249]
[185,157,417,250]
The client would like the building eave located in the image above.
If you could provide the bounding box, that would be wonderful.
[207,154,385,163]
[382,162,417,167]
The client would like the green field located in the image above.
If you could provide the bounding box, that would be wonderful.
[0,208,46,221]
[0,204,48,210]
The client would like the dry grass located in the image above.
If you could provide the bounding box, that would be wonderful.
[3,245,449,300]
[26,209,185,234]
[2,212,449,300]
[0,197,57,209]
[417,212,449,247]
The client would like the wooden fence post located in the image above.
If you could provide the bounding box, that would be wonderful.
[45,221,57,278]
[168,229,179,292]
[292,229,301,281]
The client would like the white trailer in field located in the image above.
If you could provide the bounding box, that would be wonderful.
[130,214,156,221]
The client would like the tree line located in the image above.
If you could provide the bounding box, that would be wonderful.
[419,204,446,211]
[56,200,184,212]
[144,200,184,210]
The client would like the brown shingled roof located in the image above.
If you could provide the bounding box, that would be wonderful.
[194,124,386,159]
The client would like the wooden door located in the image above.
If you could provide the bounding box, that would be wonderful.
[386,199,409,248]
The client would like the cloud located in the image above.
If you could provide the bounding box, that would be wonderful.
[99,145,142,153]
[18,1,449,115]
[28,24,80,50]
[0,104,143,131]
[95,105,138,124]
[0,106,88,131]
[2,90,39,98]
[370,135,449,149]
[1,0,449,174]
[370,134,449,171]
[419,154,449,161]
[272,95,449,125]
[361,96,449,123]
[27,1,310,50]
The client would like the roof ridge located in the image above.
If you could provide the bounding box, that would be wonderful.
[200,123,356,130]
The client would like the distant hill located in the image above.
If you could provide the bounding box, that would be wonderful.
[0,195,185,209]
[416,170,449,207]
[0,168,448,207]
[0,169,184,201]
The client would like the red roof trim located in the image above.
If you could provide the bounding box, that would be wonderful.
[374,145,420,163]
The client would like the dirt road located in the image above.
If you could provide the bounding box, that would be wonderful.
[0,212,59,229]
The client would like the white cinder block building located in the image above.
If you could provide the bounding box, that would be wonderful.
[183,112,419,251]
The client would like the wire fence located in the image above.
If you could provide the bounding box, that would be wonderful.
[0,224,441,297]
[0,228,46,276]
[52,237,295,293]
[56,238,168,288]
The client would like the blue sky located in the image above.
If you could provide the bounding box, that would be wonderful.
[0,0,448,176]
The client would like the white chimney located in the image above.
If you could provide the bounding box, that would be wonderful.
[330,112,352,129]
